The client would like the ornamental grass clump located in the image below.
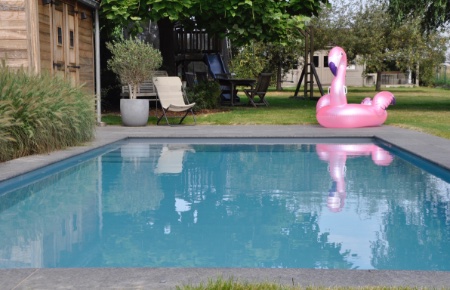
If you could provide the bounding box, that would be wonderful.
[106,37,163,99]
[0,65,95,162]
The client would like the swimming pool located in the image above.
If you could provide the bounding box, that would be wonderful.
[1,138,449,270]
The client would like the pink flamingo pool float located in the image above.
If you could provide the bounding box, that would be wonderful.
[316,143,394,212]
[316,46,395,128]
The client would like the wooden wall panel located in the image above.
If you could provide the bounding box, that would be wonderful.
[78,36,92,46]
[0,1,28,69]
[0,50,27,59]
[77,7,94,94]
[79,42,94,54]
[0,58,28,67]
[39,33,51,45]
[38,3,52,72]
[52,9,64,64]
[25,0,40,72]
[0,39,27,49]
[0,29,27,39]
[0,19,26,29]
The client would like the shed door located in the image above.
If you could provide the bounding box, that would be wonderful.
[52,1,79,85]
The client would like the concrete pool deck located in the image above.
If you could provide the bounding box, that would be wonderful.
[1,124,450,289]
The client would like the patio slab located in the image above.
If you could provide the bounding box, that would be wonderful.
[2,268,450,289]
[1,125,450,289]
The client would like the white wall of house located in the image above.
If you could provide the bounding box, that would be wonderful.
[282,50,373,88]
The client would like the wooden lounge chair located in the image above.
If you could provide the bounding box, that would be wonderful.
[153,76,196,125]
[243,73,272,107]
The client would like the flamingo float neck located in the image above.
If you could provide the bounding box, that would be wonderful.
[329,47,348,106]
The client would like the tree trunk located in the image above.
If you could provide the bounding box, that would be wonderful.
[128,84,134,99]
[157,18,176,76]
[276,60,283,91]
[415,63,420,86]
[375,70,382,91]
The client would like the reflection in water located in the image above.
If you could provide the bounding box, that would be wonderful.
[316,144,394,212]
[0,139,450,270]
[155,144,195,174]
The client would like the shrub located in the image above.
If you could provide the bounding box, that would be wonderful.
[0,65,96,162]
[185,81,221,110]
[106,37,162,99]
[230,42,268,79]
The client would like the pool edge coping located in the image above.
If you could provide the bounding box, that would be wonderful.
[2,267,450,289]
[2,124,450,182]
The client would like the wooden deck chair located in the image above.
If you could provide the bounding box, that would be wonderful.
[195,72,208,83]
[243,73,272,107]
[153,76,196,125]
[185,72,196,88]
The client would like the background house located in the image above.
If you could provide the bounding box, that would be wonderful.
[283,49,412,89]
[0,0,99,94]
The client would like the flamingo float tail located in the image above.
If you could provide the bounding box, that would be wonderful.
[370,91,395,115]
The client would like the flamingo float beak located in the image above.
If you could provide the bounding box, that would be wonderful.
[329,62,337,76]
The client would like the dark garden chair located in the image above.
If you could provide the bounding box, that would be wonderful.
[243,73,272,107]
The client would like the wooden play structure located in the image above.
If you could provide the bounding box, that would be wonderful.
[292,27,324,100]
[174,25,223,76]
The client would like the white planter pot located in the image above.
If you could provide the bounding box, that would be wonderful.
[120,99,149,127]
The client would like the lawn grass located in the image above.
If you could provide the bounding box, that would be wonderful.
[176,277,422,290]
[102,86,450,139]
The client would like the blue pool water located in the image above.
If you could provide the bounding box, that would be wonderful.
[1,138,450,270]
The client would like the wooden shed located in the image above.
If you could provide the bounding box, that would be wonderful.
[0,0,99,94]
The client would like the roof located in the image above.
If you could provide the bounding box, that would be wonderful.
[78,0,100,9]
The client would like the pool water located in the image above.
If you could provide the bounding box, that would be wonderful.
[1,138,450,270]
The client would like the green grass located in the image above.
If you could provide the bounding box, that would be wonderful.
[378,87,450,138]
[176,277,423,290]
[102,86,450,139]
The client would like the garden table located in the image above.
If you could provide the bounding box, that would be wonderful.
[216,77,256,106]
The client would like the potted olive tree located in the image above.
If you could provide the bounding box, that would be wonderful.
[107,37,163,126]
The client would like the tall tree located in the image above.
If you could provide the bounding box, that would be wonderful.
[352,2,396,91]
[311,1,358,53]
[389,17,448,86]
[312,0,448,90]
[230,39,303,90]
[388,0,450,32]
[100,0,330,74]
[101,0,194,75]
[312,1,393,90]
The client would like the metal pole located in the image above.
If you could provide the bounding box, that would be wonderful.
[309,28,314,99]
[95,8,103,125]
[304,28,309,99]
